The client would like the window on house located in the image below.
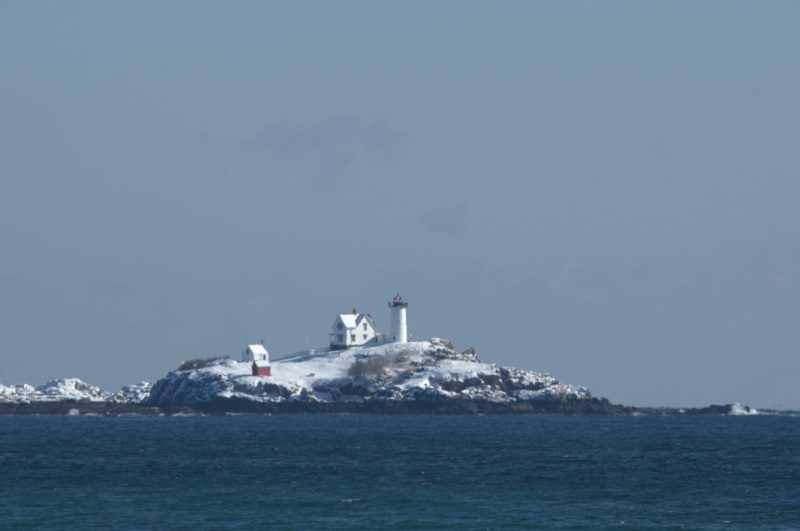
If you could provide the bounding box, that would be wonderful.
[363,334,367,340]
[337,323,344,330]
[363,323,367,330]
[350,334,356,342]
[337,334,344,342]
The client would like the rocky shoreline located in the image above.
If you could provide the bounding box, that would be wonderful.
[0,399,761,416]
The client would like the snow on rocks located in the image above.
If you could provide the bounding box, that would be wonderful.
[0,338,595,410]
[0,384,36,403]
[0,378,110,403]
[145,338,592,407]
[111,381,152,404]
[0,378,153,404]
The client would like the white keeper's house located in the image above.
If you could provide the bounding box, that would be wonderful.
[330,310,379,349]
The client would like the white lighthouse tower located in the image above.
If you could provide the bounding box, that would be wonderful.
[389,293,408,343]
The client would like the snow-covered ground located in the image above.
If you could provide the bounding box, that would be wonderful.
[146,339,592,406]
[0,340,592,407]
[0,340,765,414]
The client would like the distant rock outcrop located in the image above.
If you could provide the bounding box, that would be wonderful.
[0,378,155,415]
[0,378,110,403]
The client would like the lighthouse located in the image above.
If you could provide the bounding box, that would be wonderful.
[388,293,408,343]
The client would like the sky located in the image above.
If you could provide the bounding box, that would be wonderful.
[1,1,799,408]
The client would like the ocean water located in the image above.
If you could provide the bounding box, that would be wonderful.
[1,415,799,529]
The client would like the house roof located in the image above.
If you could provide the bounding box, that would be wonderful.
[337,313,376,330]
[247,344,269,356]
[356,313,376,329]
[337,314,358,328]
[252,359,270,367]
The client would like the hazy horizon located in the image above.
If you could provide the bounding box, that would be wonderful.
[2,1,799,408]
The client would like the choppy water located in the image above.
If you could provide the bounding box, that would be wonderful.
[1,414,799,529]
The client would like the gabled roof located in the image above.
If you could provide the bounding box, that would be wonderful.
[337,314,358,328]
[356,313,376,329]
[252,359,270,367]
[337,313,377,330]
[247,344,269,356]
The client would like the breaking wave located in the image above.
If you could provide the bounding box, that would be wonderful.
[729,402,759,416]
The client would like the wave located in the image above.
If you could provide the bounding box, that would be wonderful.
[729,402,759,416]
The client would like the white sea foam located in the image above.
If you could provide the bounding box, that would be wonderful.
[729,402,759,416]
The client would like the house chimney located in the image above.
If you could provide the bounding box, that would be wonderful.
[352,308,357,314]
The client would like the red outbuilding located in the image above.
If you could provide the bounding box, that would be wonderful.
[252,359,271,377]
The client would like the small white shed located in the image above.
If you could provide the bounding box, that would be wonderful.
[242,343,269,363]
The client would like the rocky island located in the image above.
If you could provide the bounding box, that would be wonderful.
[2,338,633,415]
[0,288,763,416]
[0,338,763,416]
